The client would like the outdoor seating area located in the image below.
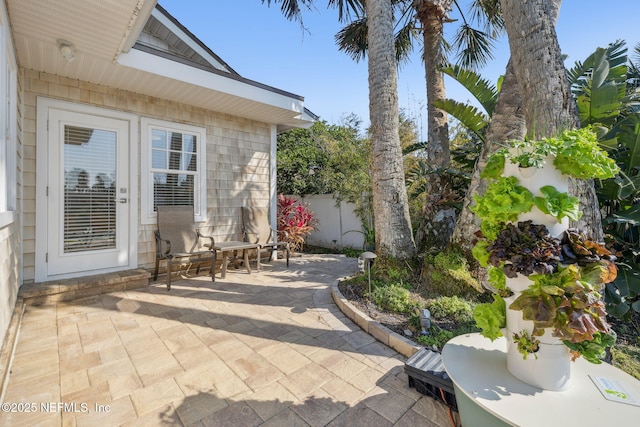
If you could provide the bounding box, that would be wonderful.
[242,207,291,268]
[154,206,215,291]
[154,206,292,289]
[0,255,457,426]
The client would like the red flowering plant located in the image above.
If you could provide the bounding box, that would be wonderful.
[277,194,318,252]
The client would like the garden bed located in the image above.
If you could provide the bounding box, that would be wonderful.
[337,271,640,379]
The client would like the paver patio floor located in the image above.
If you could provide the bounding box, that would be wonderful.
[0,254,456,426]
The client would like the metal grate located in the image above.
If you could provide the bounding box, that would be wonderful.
[405,348,458,411]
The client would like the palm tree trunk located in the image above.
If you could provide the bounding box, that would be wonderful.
[366,0,416,259]
[413,0,456,253]
[500,0,603,241]
[452,60,526,251]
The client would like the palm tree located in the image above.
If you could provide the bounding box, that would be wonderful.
[366,0,416,258]
[262,0,416,259]
[337,0,502,252]
[501,0,603,241]
[412,1,456,252]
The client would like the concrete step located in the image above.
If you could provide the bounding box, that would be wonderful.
[18,269,151,305]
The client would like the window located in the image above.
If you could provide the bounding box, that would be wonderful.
[141,118,206,224]
[0,10,17,228]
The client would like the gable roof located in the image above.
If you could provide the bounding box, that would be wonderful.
[138,4,238,75]
[6,0,316,130]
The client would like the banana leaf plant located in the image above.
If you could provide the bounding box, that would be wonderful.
[569,40,640,318]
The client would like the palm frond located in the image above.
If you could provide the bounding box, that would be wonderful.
[336,13,417,65]
[394,22,417,65]
[403,141,428,156]
[335,18,368,62]
[468,0,504,34]
[567,60,588,87]
[433,98,489,142]
[261,0,314,22]
[452,24,495,70]
[440,64,498,115]
[328,0,365,22]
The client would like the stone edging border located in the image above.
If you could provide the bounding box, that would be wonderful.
[331,277,421,358]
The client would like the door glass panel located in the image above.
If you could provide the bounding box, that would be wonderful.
[63,125,117,252]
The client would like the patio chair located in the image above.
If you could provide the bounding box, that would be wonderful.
[154,205,215,290]
[241,206,290,267]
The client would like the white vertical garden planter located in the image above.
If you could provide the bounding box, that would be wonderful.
[467,129,621,399]
[503,155,573,391]
[504,276,572,391]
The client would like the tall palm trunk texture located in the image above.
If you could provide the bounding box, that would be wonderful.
[452,60,526,251]
[366,0,416,259]
[414,0,456,253]
[501,0,603,241]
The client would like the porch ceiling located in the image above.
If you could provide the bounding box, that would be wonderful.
[7,0,313,129]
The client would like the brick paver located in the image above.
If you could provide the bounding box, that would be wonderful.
[0,255,457,426]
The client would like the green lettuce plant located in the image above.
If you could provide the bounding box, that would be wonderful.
[513,330,541,359]
[534,185,582,222]
[484,127,619,180]
[551,128,620,180]
[480,151,506,179]
[505,139,556,169]
[474,294,506,341]
[471,176,535,240]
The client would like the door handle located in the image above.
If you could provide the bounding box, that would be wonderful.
[119,198,127,203]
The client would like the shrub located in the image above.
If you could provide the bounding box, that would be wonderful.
[415,323,480,350]
[423,247,483,297]
[426,296,476,324]
[370,256,412,283]
[277,194,318,252]
[371,283,422,314]
[416,326,455,349]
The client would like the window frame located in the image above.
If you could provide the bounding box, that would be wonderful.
[141,117,207,224]
[0,8,17,229]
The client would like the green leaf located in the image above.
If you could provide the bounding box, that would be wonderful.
[439,64,499,116]
[433,98,488,143]
[472,239,490,267]
[533,185,582,222]
[474,295,506,341]
[563,332,617,364]
[480,152,505,179]
[471,176,535,240]
[552,128,620,179]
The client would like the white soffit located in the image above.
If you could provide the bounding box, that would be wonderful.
[6,0,314,127]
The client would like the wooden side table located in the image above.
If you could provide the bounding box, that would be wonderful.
[442,333,640,426]
[212,241,260,280]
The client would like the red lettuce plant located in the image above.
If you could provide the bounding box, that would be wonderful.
[487,221,562,278]
[277,194,318,252]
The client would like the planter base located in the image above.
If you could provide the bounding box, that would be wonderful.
[506,337,572,391]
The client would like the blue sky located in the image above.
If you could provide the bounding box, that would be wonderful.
[160,1,639,137]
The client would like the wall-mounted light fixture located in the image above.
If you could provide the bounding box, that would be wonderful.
[57,39,75,62]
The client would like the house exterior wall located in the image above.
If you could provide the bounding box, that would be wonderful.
[0,223,20,344]
[22,69,273,284]
[0,67,22,347]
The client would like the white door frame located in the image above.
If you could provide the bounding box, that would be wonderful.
[35,97,138,282]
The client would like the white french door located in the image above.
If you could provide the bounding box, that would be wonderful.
[37,102,136,279]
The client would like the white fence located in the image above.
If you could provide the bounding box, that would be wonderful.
[286,194,364,250]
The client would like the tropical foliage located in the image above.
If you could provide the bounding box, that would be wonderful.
[566,41,640,319]
[277,194,318,252]
[276,117,370,200]
[442,40,640,321]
